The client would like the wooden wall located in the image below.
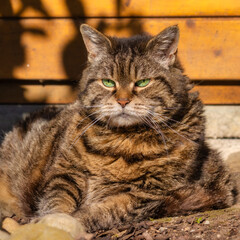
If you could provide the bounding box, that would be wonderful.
[0,0,240,104]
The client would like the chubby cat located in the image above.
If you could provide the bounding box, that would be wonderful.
[0,24,237,237]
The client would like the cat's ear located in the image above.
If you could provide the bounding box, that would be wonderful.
[80,24,112,62]
[146,25,179,69]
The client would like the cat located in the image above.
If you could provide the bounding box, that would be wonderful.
[0,24,237,237]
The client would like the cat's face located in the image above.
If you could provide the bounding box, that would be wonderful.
[79,24,189,128]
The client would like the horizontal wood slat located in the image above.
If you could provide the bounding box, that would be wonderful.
[0,83,239,104]
[193,85,240,105]
[1,0,240,17]
[1,18,240,81]
[0,84,77,104]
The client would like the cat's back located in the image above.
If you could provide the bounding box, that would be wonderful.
[15,105,64,138]
[0,103,79,168]
[1,105,62,148]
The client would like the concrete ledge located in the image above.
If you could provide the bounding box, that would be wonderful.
[0,105,239,141]
[205,106,240,138]
[207,139,240,161]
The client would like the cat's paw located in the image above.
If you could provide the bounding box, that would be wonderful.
[32,213,92,239]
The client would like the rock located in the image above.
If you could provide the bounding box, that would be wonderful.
[184,227,190,231]
[2,218,20,234]
[159,227,168,233]
[0,230,10,240]
[205,106,240,139]
[10,223,74,240]
[36,213,92,239]
[142,231,153,240]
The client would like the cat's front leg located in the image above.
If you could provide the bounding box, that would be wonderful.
[33,171,87,238]
[72,193,154,232]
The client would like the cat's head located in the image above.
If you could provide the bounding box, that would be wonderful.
[79,24,192,128]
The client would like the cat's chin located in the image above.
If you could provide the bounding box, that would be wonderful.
[109,113,141,127]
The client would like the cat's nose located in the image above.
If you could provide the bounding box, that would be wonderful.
[117,98,130,108]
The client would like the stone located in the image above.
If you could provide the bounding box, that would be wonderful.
[10,223,73,240]
[207,139,240,161]
[36,213,90,239]
[2,218,20,234]
[204,106,240,139]
[0,230,10,240]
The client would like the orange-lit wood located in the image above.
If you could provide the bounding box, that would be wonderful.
[194,85,240,105]
[1,18,240,81]
[0,83,239,104]
[120,0,240,17]
[1,0,240,17]
[0,84,77,104]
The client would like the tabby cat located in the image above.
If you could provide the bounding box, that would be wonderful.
[0,24,236,237]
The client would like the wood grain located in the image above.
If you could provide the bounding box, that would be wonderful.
[0,83,239,104]
[0,83,77,104]
[193,85,240,105]
[1,18,240,81]
[120,0,240,17]
[1,0,240,17]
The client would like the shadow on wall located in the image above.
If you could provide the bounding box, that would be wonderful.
[0,0,49,103]
[96,0,144,35]
[62,0,145,88]
[0,0,144,104]
[0,0,26,103]
[62,0,87,88]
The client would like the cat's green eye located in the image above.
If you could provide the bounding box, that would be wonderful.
[102,79,116,88]
[135,79,151,87]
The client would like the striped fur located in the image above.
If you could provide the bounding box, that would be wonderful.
[0,24,237,233]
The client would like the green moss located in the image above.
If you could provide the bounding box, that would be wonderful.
[205,207,240,220]
[149,217,173,223]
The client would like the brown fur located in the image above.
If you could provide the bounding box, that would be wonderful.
[0,24,237,233]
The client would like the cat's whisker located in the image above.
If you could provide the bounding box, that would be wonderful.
[162,107,179,110]
[138,115,159,137]
[149,104,189,110]
[147,111,197,145]
[83,105,104,109]
[152,112,189,129]
[71,115,104,148]
[145,115,169,158]
[136,113,169,158]
[66,110,103,148]
[106,115,113,130]
[74,110,103,131]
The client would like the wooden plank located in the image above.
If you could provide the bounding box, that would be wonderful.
[1,0,115,18]
[0,84,239,104]
[0,84,77,104]
[0,18,240,81]
[1,0,240,17]
[120,0,240,17]
[194,85,240,104]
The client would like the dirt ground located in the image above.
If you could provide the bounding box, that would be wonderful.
[92,167,240,240]
[93,205,240,240]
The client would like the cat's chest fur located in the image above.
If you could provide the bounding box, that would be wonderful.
[66,113,194,194]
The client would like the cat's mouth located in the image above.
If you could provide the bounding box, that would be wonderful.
[118,113,129,118]
[108,111,141,127]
